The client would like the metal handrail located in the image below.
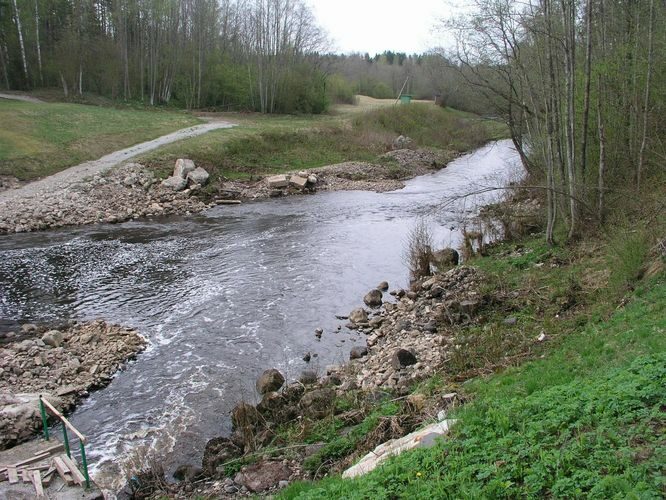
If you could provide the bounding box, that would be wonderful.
[38,395,90,489]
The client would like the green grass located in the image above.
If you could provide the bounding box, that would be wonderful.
[0,100,200,180]
[142,104,504,188]
[280,233,666,499]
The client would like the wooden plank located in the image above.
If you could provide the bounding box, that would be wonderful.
[21,469,30,482]
[12,452,50,468]
[42,467,56,486]
[61,456,86,485]
[34,443,65,456]
[40,397,87,444]
[32,470,45,497]
[53,456,74,485]
[7,467,18,484]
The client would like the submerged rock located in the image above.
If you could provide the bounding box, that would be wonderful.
[363,289,383,308]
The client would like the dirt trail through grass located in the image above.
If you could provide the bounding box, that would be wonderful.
[0,92,45,104]
[0,120,235,204]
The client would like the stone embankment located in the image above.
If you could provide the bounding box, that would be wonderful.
[0,320,146,449]
[0,146,455,235]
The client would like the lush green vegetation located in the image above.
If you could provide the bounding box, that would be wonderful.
[280,231,666,499]
[0,100,199,180]
[143,103,504,185]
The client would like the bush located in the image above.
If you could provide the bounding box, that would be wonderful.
[405,219,434,282]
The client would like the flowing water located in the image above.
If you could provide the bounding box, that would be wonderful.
[0,140,522,489]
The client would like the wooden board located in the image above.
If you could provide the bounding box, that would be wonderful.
[53,456,74,486]
[13,452,50,468]
[7,467,18,484]
[61,456,86,485]
[32,470,45,497]
[42,466,56,486]
[21,469,30,482]
[34,443,65,456]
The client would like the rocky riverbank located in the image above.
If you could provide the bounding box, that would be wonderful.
[0,147,455,235]
[141,261,487,498]
[0,320,146,449]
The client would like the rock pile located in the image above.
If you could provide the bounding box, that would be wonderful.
[338,266,484,391]
[0,162,210,234]
[0,320,146,449]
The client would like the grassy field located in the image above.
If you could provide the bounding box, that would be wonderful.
[142,103,505,186]
[279,226,666,499]
[0,100,200,180]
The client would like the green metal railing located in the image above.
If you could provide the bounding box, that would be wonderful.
[38,395,90,489]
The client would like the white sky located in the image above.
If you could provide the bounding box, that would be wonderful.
[306,0,465,55]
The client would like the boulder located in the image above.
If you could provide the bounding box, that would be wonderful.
[377,281,389,291]
[363,289,383,308]
[41,330,64,348]
[307,174,318,185]
[234,461,291,493]
[161,176,188,191]
[231,402,260,430]
[256,369,285,394]
[350,346,368,360]
[289,175,308,189]
[266,175,289,188]
[186,167,210,186]
[349,308,369,325]
[174,159,196,179]
[391,349,417,370]
[300,388,335,419]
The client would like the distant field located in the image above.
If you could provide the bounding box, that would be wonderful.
[0,100,200,180]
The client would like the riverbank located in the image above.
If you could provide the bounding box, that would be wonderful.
[0,146,455,234]
[136,198,665,498]
[0,320,146,450]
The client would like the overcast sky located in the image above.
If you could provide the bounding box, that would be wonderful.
[306,0,464,55]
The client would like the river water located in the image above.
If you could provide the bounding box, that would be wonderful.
[0,140,522,488]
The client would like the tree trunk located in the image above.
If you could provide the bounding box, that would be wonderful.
[11,0,29,84]
[636,0,655,191]
[580,0,593,182]
[34,0,44,84]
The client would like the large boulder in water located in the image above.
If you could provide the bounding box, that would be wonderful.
[363,289,383,308]
[256,369,285,394]
[349,308,368,325]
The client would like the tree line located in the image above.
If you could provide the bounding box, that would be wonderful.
[443,0,665,241]
[0,0,329,113]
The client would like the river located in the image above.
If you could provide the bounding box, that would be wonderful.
[0,139,522,489]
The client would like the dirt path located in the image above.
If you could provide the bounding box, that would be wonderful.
[0,121,235,204]
[0,92,45,103]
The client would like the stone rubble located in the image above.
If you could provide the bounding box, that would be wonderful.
[0,320,146,449]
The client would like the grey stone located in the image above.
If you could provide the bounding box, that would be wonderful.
[349,308,368,324]
[363,289,383,308]
[174,159,196,179]
[186,167,210,186]
[256,369,285,394]
[161,175,187,191]
[41,330,64,348]
[350,346,368,360]
[289,175,308,189]
[266,175,289,188]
